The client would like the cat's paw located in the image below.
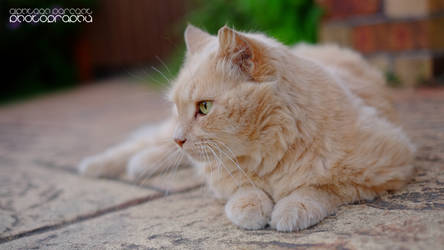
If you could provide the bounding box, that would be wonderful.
[270,194,328,232]
[225,188,273,230]
[126,152,155,180]
[78,155,108,177]
[78,154,124,178]
[126,147,177,181]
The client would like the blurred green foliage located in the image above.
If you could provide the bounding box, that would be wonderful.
[150,0,322,84]
[1,0,96,104]
[188,0,322,45]
[385,71,402,88]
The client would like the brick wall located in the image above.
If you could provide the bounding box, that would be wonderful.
[317,0,444,86]
[74,0,187,81]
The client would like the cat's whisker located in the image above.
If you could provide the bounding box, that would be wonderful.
[148,75,166,86]
[217,142,245,181]
[194,140,257,197]
[135,155,169,181]
[206,143,242,189]
[128,66,166,86]
[199,144,205,159]
[156,149,183,180]
[135,154,174,183]
[213,140,241,166]
[199,143,219,178]
[202,145,214,180]
[127,69,149,83]
[204,145,215,178]
[151,66,171,83]
[199,144,216,180]
[207,140,257,189]
[155,56,173,77]
[135,147,179,183]
[191,142,210,166]
[163,150,185,195]
[140,149,184,189]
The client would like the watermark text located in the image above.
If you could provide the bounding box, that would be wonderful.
[9,8,93,24]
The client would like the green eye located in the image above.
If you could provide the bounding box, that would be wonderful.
[198,101,213,115]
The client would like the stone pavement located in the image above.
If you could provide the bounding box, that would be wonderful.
[0,79,443,249]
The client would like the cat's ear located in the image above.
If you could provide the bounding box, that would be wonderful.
[217,26,274,82]
[184,24,212,55]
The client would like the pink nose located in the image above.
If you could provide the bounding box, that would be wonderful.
[174,138,187,147]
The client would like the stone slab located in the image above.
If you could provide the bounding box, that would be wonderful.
[2,185,443,249]
[0,157,159,239]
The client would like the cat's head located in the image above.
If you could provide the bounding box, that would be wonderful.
[169,25,293,164]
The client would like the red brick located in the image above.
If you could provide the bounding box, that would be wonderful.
[428,17,444,50]
[385,0,444,18]
[351,17,444,53]
[352,24,388,53]
[373,24,390,51]
[317,0,381,20]
[352,25,376,53]
[429,0,444,12]
[414,21,429,49]
[389,23,415,51]
[319,23,352,46]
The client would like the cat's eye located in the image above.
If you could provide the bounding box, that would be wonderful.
[198,101,213,115]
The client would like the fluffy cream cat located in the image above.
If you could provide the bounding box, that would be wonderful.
[79,25,415,232]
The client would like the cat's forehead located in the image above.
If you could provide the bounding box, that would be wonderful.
[170,51,223,104]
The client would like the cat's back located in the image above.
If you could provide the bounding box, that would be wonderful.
[291,44,397,123]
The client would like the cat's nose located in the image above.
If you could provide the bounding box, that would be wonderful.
[174,138,187,147]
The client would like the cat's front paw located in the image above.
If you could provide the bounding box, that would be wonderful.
[270,194,328,232]
[78,154,124,178]
[126,148,168,180]
[225,188,273,230]
[126,152,155,180]
[78,155,108,177]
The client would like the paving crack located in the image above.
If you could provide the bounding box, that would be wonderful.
[0,184,203,244]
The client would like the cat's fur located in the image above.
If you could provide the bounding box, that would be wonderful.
[79,25,415,232]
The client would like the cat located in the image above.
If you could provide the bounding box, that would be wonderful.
[78,24,415,232]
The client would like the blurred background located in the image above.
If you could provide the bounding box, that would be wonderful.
[2,0,444,104]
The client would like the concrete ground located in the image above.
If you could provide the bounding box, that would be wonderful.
[0,79,443,249]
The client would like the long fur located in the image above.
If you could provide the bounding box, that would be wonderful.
[79,25,414,232]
